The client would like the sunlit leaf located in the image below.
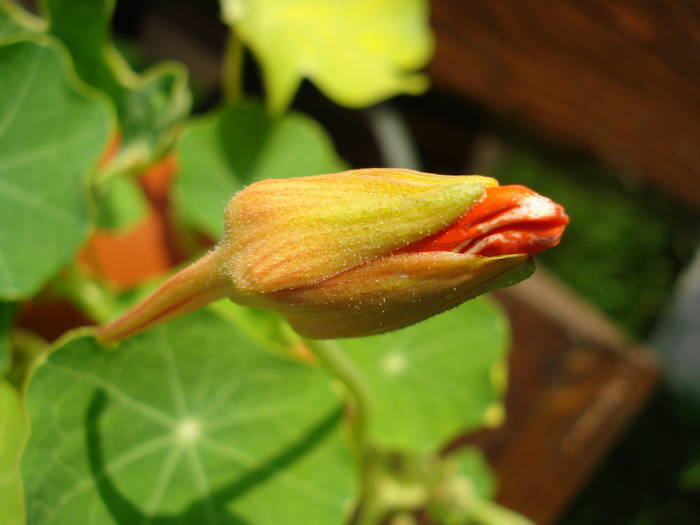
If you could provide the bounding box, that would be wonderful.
[22,310,356,524]
[43,0,190,168]
[339,297,510,452]
[0,380,26,525]
[175,100,346,237]
[223,0,433,113]
[0,39,111,300]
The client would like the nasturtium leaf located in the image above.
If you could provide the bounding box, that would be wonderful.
[0,302,14,375]
[338,296,510,452]
[209,299,297,360]
[22,310,356,525]
[0,380,26,525]
[43,0,190,168]
[94,175,148,231]
[0,39,111,300]
[222,0,433,113]
[175,100,346,237]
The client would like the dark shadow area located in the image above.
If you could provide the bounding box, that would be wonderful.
[86,390,344,524]
[560,387,700,525]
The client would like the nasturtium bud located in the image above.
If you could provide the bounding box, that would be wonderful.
[97,169,568,343]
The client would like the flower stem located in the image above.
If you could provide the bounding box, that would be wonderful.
[302,339,384,524]
[458,499,534,525]
[222,29,244,103]
[96,250,230,344]
[303,339,372,455]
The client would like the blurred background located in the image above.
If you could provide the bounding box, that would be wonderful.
[20,0,700,523]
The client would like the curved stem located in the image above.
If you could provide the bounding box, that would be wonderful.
[96,249,230,344]
[302,339,385,524]
[303,339,372,455]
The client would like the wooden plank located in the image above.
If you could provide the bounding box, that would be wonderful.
[428,0,700,210]
[448,270,659,524]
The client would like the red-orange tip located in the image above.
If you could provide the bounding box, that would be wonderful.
[401,185,569,257]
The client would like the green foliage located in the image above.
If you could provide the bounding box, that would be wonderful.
[175,101,346,237]
[0,0,41,40]
[0,380,26,525]
[43,0,190,169]
[94,175,147,231]
[0,6,22,39]
[340,297,509,452]
[222,0,433,113]
[213,297,510,453]
[452,447,497,501]
[0,39,111,300]
[209,301,294,359]
[429,448,534,525]
[22,312,355,525]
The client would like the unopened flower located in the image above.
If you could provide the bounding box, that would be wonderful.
[97,169,567,343]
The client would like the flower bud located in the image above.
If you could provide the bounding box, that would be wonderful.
[221,169,496,293]
[97,169,567,343]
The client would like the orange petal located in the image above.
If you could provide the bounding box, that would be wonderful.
[401,185,568,256]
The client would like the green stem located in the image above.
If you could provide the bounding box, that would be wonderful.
[302,339,385,524]
[222,29,244,103]
[388,513,418,525]
[461,499,534,525]
[355,497,389,525]
[51,265,119,324]
[303,339,372,455]
[9,328,49,390]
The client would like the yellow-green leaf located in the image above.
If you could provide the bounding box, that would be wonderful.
[223,0,433,113]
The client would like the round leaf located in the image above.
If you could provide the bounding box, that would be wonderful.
[22,310,356,525]
[338,297,510,452]
[0,0,42,41]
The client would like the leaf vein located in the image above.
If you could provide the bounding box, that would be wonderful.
[0,43,42,139]
[46,362,177,426]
